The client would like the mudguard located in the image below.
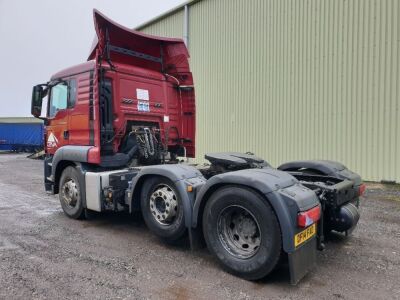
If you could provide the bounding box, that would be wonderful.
[278,160,362,186]
[128,164,206,228]
[278,160,346,174]
[44,145,92,194]
[50,145,92,181]
[192,167,320,253]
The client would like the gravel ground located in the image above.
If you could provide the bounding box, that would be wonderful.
[0,153,399,300]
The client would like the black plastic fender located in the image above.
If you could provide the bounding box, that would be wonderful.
[192,167,320,253]
[128,164,206,228]
[278,160,362,186]
[50,145,93,181]
[278,160,346,174]
[45,154,89,209]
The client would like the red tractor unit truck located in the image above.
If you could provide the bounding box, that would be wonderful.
[31,10,364,284]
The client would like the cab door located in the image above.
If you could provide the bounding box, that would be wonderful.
[45,80,75,155]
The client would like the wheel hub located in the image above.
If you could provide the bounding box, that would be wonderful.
[149,185,178,225]
[237,217,257,237]
[218,205,261,259]
[62,179,78,207]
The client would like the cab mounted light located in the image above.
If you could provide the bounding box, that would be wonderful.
[297,205,321,228]
[178,85,194,91]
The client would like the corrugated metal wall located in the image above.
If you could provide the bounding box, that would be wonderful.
[139,10,184,37]
[140,0,400,182]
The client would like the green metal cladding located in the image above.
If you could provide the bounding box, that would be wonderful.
[138,0,400,182]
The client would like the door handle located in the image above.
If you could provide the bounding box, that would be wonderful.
[63,130,69,139]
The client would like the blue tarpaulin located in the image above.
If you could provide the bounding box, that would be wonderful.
[0,123,44,151]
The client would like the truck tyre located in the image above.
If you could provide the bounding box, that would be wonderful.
[203,186,281,280]
[59,166,85,219]
[141,176,186,241]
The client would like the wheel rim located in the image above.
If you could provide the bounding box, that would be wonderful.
[217,205,261,259]
[149,184,178,225]
[61,178,79,209]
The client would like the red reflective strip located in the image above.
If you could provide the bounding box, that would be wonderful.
[358,184,366,196]
[297,205,321,228]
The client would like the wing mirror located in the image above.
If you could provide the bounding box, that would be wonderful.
[31,85,44,118]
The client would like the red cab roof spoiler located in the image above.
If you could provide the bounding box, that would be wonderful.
[88,9,190,73]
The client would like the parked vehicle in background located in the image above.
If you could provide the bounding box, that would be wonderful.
[0,117,43,152]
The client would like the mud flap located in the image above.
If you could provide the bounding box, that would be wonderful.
[288,238,317,285]
[188,227,205,250]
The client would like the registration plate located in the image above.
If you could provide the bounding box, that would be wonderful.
[294,223,316,247]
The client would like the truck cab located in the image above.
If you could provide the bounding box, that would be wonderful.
[43,62,92,152]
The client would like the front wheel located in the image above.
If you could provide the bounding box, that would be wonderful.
[140,176,186,241]
[59,166,85,219]
[203,186,282,280]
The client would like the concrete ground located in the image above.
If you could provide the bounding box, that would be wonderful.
[0,153,399,300]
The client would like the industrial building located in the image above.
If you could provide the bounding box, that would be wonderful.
[136,0,400,182]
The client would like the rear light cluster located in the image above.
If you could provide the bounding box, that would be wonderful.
[297,205,321,228]
[358,183,366,196]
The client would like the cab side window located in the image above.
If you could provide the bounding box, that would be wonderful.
[48,79,77,118]
[49,82,68,118]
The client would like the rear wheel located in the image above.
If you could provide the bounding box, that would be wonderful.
[59,166,85,219]
[141,177,186,241]
[203,186,281,280]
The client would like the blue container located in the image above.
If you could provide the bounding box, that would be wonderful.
[0,123,44,151]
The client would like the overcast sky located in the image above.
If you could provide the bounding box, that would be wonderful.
[0,0,184,117]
